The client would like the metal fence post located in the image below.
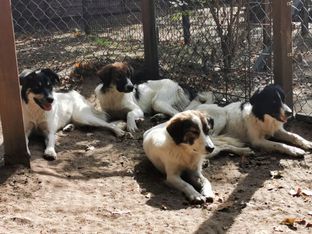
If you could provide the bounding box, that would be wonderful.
[272,0,293,109]
[141,0,159,80]
[0,0,30,167]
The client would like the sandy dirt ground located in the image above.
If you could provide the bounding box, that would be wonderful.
[0,76,312,234]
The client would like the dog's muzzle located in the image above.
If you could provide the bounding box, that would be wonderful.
[276,104,292,123]
[124,83,134,92]
[205,137,215,153]
[34,95,54,111]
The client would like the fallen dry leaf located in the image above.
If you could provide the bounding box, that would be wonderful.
[270,170,283,179]
[280,217,306,226]
[217,201,234,212]
[273,226,284,232]
[289,188,302,197]
[302,189,312,196]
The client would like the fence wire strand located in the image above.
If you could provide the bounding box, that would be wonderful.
[11,0,312,117]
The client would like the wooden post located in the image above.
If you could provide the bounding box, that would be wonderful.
[0,0,30,167]
[272,0,293,109]
[141,0,159,80]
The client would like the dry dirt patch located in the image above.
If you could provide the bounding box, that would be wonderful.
[0,75,312,234]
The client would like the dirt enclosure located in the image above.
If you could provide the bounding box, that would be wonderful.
[0,75,312,234]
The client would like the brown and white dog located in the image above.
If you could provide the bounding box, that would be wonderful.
[20,68,125,160]
[94,62,214,132]
[143,110,215,203]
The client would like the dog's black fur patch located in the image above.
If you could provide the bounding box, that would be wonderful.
[19,68,59,104]
[167,118,200,145]
[179,84,198,101]
[134,85,140,100]
[249,84,286,121]
[97,63,134,93]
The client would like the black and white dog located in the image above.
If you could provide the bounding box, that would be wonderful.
[94,62,213,132]
[20,68,125,160]
[196,84,312,157]
[143,110,215,203]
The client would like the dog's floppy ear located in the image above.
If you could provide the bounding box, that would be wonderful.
[19,69,35,86]
[250,88,261,105]
[207,117,214,130]
[97,64,114,88]
[198,111,213,135]
[274,84,286,102]
[127,64,134,78]
[19,69,36,103]
[41,68,60,86]
[167,117,195,145]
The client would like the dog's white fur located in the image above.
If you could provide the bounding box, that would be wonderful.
[95,78,213,132]
[196,102,312,156]
[143,110,215,203]
[23,90,125,159]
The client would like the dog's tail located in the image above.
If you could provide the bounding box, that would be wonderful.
[197,91,214,104]
[184,91,215,111]
[211,135,245,148]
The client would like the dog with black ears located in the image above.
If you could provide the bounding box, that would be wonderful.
[196,84,312,157]
[94,62,214,132]
[20,68,125,160]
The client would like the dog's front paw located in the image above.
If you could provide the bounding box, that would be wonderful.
[188,192,207,204]
[127,121,138,133]
[200,183,215,203]
[150,113,169,123]
[43,147,57,161]
[242,147,255,156]
[288,147,306,157]
[114,129,126,138]
[62,124,75,132]
[301,140,312,150]
[201,189,214,203]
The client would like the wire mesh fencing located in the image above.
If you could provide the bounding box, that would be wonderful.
[155,0,273,104]
[10,0,312,118]
[292,0,312,118]
[12,0,144,90]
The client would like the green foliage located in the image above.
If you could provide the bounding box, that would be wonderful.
[93,37,112,47]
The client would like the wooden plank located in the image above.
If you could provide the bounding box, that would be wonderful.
[0,0,30,167]
[272,0,293,109]
[141,0,159,80]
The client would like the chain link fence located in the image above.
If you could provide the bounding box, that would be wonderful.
[155,0,273,104]
[12,0,144,89]
[292,0,312,118]
[10,0,312,118]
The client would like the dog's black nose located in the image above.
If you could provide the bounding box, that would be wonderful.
[46,97,54,103]
[125,84,134,92]
[205,145,214,153]
[285,110,292,117]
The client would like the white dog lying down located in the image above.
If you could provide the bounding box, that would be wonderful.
[196,85,312,157]
[143,110,216,203]
[95,62,213,132]
[20,68,125,160]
